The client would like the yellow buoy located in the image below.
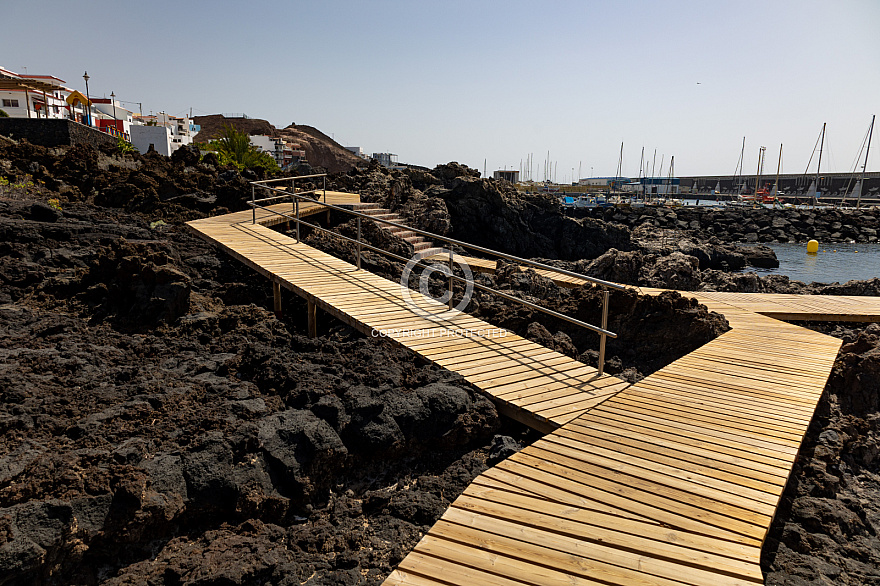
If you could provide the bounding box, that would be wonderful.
[807,240,819,254]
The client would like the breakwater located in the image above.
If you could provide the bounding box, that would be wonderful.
[569,205,880,244]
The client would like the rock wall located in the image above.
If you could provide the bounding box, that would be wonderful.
[0,118,116,149]
[573,205,879,244]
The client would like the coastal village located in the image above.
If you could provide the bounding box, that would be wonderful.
[2,61,880,586]
[0,66,403,172]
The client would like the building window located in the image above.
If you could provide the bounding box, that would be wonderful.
[2,99,19,108]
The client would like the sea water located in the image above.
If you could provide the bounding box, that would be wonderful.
[745,242,880,284]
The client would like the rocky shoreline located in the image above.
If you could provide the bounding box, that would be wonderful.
[570,204,880,245]
[0,140,879,584]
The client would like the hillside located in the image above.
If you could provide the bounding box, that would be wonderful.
[193,114,366,174]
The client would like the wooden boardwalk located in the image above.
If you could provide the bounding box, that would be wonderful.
[384,299,841,585]
[241,189,366,227]
[437,252,880,321]
[188,199,867,585]
[187,204,629,433]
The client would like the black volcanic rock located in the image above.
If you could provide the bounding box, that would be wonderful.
[2,141,880,585]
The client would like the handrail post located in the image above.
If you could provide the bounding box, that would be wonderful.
[447,249,454,310]
[598,288,610,376]
[295,198,300,242]
[291,178,295,213]
[323,176,327,202]
[251,184,255,224]
[356,216,362,269]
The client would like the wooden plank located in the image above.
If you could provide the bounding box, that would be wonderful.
[461,485,759,565]
[523,443,777,522]
[588,404,799,460]
[538,434,780,509]
[475,468,660,525]
[555,425,788,488]
[430,518,760,586]
[445,500,763,582]
[502,453,766,542]
[567,417,792,474]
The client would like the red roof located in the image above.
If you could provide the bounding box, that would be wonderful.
[25,74,65,82]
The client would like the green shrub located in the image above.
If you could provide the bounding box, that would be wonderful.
[116,135,137,154]
[214,124,279,174]
[0,109,8,118]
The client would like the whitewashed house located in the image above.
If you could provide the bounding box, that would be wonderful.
[130,112,200,156]
[0,66,71,120]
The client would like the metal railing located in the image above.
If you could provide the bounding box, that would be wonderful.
[248,175,625,375]
[250,174,327,234]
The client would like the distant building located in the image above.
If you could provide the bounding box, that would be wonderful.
[579,177,630,188]
[91,98,134,139]
[250,135,306,167]
[493,170,520,183]
[639,177,680,195]
[130,112,200,155]
[130,125,172,156]
[249,135,275,157]
[371,152,397,168]
[345,146,366,158]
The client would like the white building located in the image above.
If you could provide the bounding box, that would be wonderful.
[250,134,306,168]
[249,134,274,155]
[130,112,200,155]
[0,67,71,120]
[371,152,397,168]
[130,125,172,156]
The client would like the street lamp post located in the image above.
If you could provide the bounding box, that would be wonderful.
[110,91,117,136]
[82,71,91,126]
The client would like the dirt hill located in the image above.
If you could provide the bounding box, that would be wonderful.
[192,115,276,141]
[193,114,366,174]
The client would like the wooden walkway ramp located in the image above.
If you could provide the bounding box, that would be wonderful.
[187,205,629,433]
[434,252,880,322]
[668,289,880,322]
[384,298,842,586]
[189,201,857,585]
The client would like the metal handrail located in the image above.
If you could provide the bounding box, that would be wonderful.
[248,200,619,339]
[251,173,327,224]
[248,176,622,374]
[252,188,323,205]
[251,173,328,184]
[254,183,625,291]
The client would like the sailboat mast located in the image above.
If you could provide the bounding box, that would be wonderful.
[755,146,766,205]
[858,115,875,208]
[813,122,826,207]
[639,146,645,200]
[737,137,746,196]
[773,143,782,202]
[615,142,624,193]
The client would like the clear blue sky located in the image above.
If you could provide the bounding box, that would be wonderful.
[3,0,878,179]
